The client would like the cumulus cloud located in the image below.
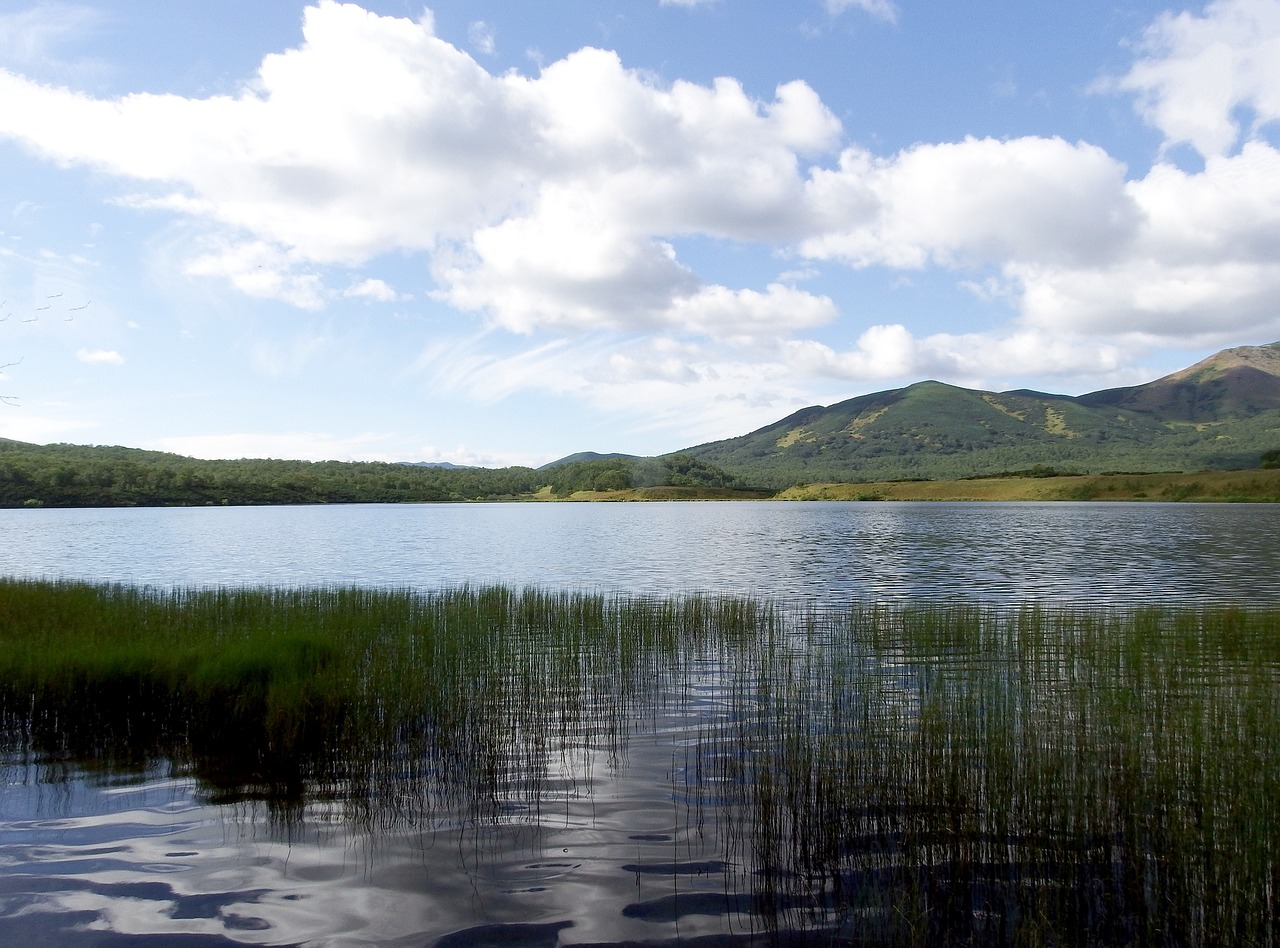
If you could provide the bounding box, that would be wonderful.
[1,2,536,262]
[0,5,841,340]
[800,136,1139,270]
[795,65,1280,346]
[1,0,1278,413]
[1106,0,1280,159]
[1012,140,1280,343]
[780,327,1125,385]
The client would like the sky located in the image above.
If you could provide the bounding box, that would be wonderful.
[1,0,1278,467]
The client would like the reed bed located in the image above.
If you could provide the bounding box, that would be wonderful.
[1,579,1277,944]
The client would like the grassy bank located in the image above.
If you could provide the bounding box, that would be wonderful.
[2,579,1278,942]
[777,466,1280,502]
[529,484,774,501]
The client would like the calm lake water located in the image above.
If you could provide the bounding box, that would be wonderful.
[1,499,1278,604]
[3,501,1279,945]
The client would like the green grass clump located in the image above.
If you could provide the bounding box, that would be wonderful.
[2,580,1278,943]
[689,602,1280,944]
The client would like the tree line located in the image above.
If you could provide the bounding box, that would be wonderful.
[0,440,752,507]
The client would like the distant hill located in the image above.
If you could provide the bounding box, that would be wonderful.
[539,451,640,470]
[680,342,1280,488]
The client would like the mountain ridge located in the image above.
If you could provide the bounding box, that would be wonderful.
[678,342,1280,487]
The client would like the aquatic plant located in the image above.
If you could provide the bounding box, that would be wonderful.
[1,579,1277,943]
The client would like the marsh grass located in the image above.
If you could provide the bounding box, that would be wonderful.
[1,579,1277,943]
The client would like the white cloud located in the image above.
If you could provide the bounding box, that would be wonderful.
[183,238,326,309]
[1106,0,1280,159]
[666,283,836,337]
[800,136,1138,270]
[438,199,836,338]
[436,188,699,333]
[75,347,123,365]
[467,20,495,56]
[797,125,1280,347]
[1,0,1278,419]
[824,0,898,24]
[780,327,1125,386]
[345,278,407,302]
[0,2,537,263]
[1014,258,1280,342]
[1010,141,1280,342]
[0,2,102,71]
[660,0,717,7]
[0,5,841,342]
[0,409,96,442]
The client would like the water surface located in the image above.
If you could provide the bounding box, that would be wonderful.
[2,500,1277,604]
[3,501,1278,944]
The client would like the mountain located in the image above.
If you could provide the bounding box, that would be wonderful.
[1079,342,1280,420]
[681,342,1280,488]
[539,451,640,470]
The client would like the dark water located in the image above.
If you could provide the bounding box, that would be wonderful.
[1,696,757,945]
[2,499,1278,604]
[2,501,1279,944]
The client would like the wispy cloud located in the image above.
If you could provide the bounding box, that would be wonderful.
[467,20,495,55]
[75,348,123,365]
[0,2,103,70]
[824,0,899,25]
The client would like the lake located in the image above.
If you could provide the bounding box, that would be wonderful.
[2,501,1279,945]
[1,499,1278,604]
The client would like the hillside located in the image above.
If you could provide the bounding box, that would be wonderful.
[0,441,749,508]
[682,342,1280,487]
[1079,342,1280,420]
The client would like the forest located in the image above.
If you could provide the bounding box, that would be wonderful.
[0,439,750,507]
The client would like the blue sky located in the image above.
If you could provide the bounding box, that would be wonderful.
[2,0,1278,466]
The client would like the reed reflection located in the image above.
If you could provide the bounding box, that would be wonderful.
[2,580,1278,944]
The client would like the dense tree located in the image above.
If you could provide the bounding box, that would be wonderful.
[0,440,752,508]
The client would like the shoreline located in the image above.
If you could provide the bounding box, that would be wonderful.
[539,467,1280,503]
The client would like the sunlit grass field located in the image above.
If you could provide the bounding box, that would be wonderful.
[2,579,1277,943]
[776,466,1280,502]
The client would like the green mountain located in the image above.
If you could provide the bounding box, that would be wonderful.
[539,451,640,470]
[681,342,1280,488]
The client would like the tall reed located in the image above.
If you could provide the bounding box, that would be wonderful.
[2,579,1276,943]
